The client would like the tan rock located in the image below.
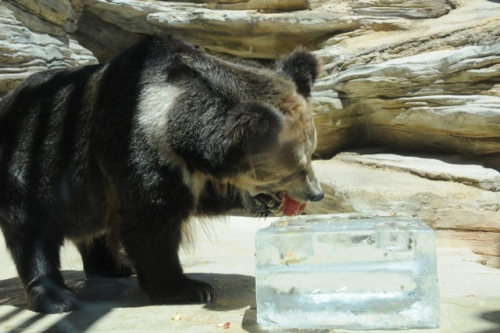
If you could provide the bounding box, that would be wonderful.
[0,3,97,96]
[7,0,82,33]
[312,0,500,161]
[314,44,500,162]
[3,1,67,36]
[350,0,451,19]
[335,152,500,192]
[74,10,142,63]
[83,0,358,59]
[307,155,500,267]
[207,0,309,11]
[436,230,500,268]
[81,0,451,59]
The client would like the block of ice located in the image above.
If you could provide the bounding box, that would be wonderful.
[255,214,440,330]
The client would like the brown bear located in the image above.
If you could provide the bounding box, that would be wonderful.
[0,36,323,313]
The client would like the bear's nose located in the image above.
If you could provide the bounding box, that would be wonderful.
[309,192,324,202]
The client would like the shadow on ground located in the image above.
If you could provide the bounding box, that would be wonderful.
[477,311,500,333]
[0,270,255,333]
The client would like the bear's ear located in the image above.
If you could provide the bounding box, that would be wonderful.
[276,48,321,98]
[225,102,283,153]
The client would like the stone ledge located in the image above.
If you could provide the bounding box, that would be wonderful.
[307,154,500,267]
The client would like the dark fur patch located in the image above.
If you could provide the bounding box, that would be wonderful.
[226,102,283,154]
[277,49,321,97]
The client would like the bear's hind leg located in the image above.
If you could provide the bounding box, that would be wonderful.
[120,212,216,304]
[77,235,133,279]
[0,223,81,313]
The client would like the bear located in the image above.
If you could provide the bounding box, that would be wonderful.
[0,36,324,313]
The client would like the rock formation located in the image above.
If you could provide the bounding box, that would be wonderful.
[0,0,97,95]
[307,152,500,267]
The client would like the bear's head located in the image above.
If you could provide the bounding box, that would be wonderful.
[226,50,324,216]
[153,41,324,217]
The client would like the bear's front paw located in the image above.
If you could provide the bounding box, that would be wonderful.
[27,281,81,313]
[148,277,217,304]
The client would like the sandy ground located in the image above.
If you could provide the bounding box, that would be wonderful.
[1,216,499,333]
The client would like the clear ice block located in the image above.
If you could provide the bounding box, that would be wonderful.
[255,214,440,330]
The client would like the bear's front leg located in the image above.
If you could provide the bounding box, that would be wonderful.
[120,209,216,304]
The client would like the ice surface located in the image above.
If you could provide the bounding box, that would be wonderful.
[255,214,440,330]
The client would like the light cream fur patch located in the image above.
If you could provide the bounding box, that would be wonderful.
[182,168,207,208]
[137,83,183,153]
[137,83,208,209]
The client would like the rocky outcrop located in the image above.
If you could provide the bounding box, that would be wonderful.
[334,152,500,192]
[0,0,97,96]
[205,0,309,11]
[73,9,142,63]
[77,0,361,60]
[76,0,453,59]
[311,0,500,168]
[313,44,500,166]
[307,152,500,268]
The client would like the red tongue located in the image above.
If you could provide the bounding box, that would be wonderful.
[282,192,307,216]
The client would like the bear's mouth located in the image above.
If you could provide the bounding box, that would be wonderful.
[251,191,306,217]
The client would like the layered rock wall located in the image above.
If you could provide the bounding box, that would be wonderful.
[0,0,97,95]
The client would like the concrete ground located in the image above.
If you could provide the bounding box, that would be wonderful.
[0,216,499,333]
